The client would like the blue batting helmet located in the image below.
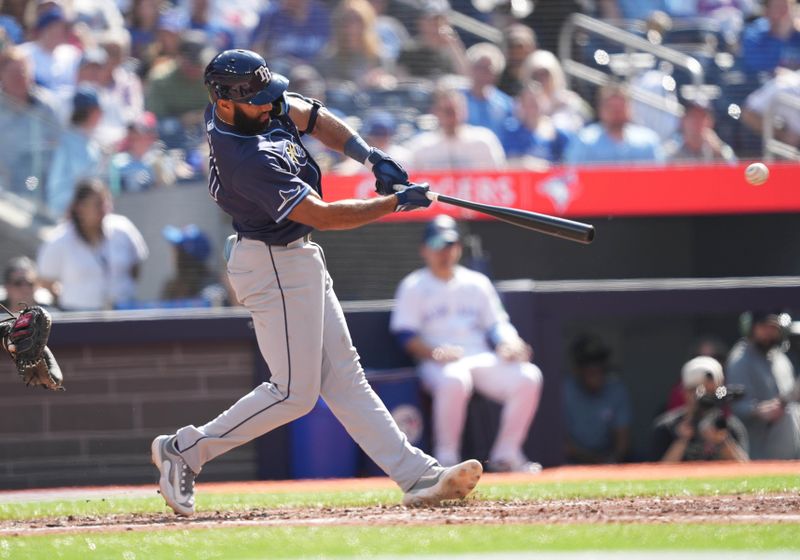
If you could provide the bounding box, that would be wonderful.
[204,49,289,105]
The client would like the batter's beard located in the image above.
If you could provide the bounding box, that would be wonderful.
[232,104,269,135]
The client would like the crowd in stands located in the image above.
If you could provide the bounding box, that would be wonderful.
[0,0,796,217]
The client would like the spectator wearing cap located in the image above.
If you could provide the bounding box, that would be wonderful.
[404,85,506,170]
[563,334,632,464]
[335,110,411,174]
[652,356,749,463]
[497,24,537,98]
[250,0,332,65]
[161,224,229,307]
[1,256,52,313]
[726,311,800,460]
[18,6,81,92]
[500,81,571,169]
[565,83,664,166]
[391,215,544,472]
[462,42,515,139]
[109,111,177,194]
[45,85,105,217]
[145,30,215,140]
[740,0,800,74]
[397,0,468,79]
[664,96,737,164]
[0,46,61,196]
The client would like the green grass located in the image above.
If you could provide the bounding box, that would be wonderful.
[2,524,799,559]
[1,474,798,522]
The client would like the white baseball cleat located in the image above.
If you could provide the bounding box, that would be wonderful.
[402,459,483,507]
[151,435,196,516]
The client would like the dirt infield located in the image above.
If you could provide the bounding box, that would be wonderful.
[1,461,799,536]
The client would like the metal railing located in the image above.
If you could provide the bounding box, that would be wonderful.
[764,91,800,161]
[558,13,706,118]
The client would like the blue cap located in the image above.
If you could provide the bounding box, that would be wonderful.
[72,86,100,112]
[163,224,211,261]
[35,7,66,31]
[423,215,460,250]
[363,111,396,137]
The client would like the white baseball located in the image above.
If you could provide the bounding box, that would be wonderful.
[745,162,769,186]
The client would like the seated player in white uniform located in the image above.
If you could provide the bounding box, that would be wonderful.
[391,215,543,472]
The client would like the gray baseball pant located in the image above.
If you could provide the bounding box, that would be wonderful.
[175,236,437,491]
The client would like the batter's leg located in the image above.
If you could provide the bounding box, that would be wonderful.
[175,240,326,474]
[418,359,475,467]
[317,270,438,492]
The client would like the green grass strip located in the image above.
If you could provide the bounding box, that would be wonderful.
[1,474,798,522]
[2,524,799,559]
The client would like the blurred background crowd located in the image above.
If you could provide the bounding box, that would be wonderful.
[0,0,797,215]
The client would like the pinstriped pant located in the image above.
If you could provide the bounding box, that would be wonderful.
[175,236,437,491]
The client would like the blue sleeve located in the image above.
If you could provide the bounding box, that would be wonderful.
[233,152,311,223]
[394,330,418,349]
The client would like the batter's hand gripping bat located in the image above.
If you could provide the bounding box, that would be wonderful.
[399,183,595,244]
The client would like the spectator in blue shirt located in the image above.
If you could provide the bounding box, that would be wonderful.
[563,334,632,465]
[565,83,664,166]
[741,0,800,74]
[463,42,515,139]
[250,0,331,67]
[500,81,570,168]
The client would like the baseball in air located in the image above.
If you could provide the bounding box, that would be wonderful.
[745,162,769,186]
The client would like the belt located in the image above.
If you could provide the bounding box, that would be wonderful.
[236,233,311,247]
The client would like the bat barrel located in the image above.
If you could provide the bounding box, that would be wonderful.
[435,192,595,245]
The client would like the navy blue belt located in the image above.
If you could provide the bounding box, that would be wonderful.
[236,233,311,247]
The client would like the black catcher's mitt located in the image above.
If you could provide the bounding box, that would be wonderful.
[0,305,63,390]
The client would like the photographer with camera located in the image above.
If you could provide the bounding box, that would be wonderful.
[726,311,800,460]
[652,356,749,463]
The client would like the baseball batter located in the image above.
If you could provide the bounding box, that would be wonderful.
[391,215,543,472]
[150,49,482,516]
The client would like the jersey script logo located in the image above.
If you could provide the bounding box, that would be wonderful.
[277,185,304,212]
[254,65,271,84]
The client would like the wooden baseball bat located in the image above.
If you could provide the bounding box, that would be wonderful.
[425,191,595,245]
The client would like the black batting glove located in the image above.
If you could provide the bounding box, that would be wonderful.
[395,183,432,212]
[368,148,408,195]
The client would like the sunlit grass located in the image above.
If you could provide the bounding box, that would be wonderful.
[2,523,799,559]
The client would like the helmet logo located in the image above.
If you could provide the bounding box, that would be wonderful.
[254,65,271,85]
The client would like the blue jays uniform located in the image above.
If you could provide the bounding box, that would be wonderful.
[172,99,438,492]
[204,102,319,245]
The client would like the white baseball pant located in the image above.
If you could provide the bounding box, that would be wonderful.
[419,352,543,467]
[175,237,437,491]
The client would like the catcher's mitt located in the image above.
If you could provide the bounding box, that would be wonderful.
[1,304,64,390]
